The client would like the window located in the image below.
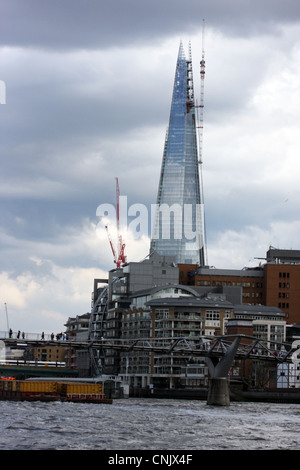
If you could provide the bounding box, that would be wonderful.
[198,280,210,286]
[206,310,220,320]
[279,272,290,279]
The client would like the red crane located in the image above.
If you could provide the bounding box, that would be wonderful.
[105,177,126,268]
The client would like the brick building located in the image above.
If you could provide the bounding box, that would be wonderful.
[31,344,66,364]
[179,247,300,325]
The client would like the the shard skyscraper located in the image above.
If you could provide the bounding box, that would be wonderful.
[151,42,206,266]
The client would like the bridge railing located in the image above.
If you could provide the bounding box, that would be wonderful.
[0,359,66,368]
[0,331,71,341]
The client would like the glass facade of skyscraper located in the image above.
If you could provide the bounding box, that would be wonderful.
[151,42,205,265]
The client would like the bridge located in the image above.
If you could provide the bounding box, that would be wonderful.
[0,332,297,405]
[0,332,294,361]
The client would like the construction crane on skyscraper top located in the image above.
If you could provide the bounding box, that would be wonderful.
[197,20,208,266]
[197,18,206,166]
[105,177,126,268]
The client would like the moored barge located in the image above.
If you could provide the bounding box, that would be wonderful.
[0,379,113,404]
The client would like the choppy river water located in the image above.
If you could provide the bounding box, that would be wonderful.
[1,398,300,451]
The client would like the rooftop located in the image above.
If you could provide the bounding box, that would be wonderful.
[234,304,285,318]
[146,295,233,309]
[195,266,264,277]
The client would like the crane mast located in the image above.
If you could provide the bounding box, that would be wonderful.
[197,19,208,266]
[106,177,126,268]
[198,19,205,165]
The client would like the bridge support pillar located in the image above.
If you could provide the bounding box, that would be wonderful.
[207,377,230,406]
[205,337,241,406]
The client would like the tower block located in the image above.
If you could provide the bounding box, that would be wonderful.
[151,42,206,265]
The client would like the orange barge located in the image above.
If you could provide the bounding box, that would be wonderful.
[0,379,113,404]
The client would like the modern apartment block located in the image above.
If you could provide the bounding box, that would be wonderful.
[118,285,235,389]
[226,314,286,389]
[232,304,286,350]
[90,252,179,375]
[64,313,91,374]
[113,282,286,389]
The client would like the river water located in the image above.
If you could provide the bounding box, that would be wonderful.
[1,398,299,451]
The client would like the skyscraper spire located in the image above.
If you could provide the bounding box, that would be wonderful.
[151,42,206,266]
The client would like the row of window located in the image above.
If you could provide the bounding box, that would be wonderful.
[243,293,263,298]
[278,302,289,309]
[197,275,294,287]
[279,272,290,278]
[279,292,289,298]
[197,280,264,288]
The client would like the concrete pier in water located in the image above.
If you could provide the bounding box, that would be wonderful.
[206,337,241,406]
[207,378,230,406]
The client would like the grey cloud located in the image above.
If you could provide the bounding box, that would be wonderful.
[2,0,300,51]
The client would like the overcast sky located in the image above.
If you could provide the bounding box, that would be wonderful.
[1,0,300,333]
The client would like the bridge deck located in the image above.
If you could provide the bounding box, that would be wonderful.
[0,334,294,363]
